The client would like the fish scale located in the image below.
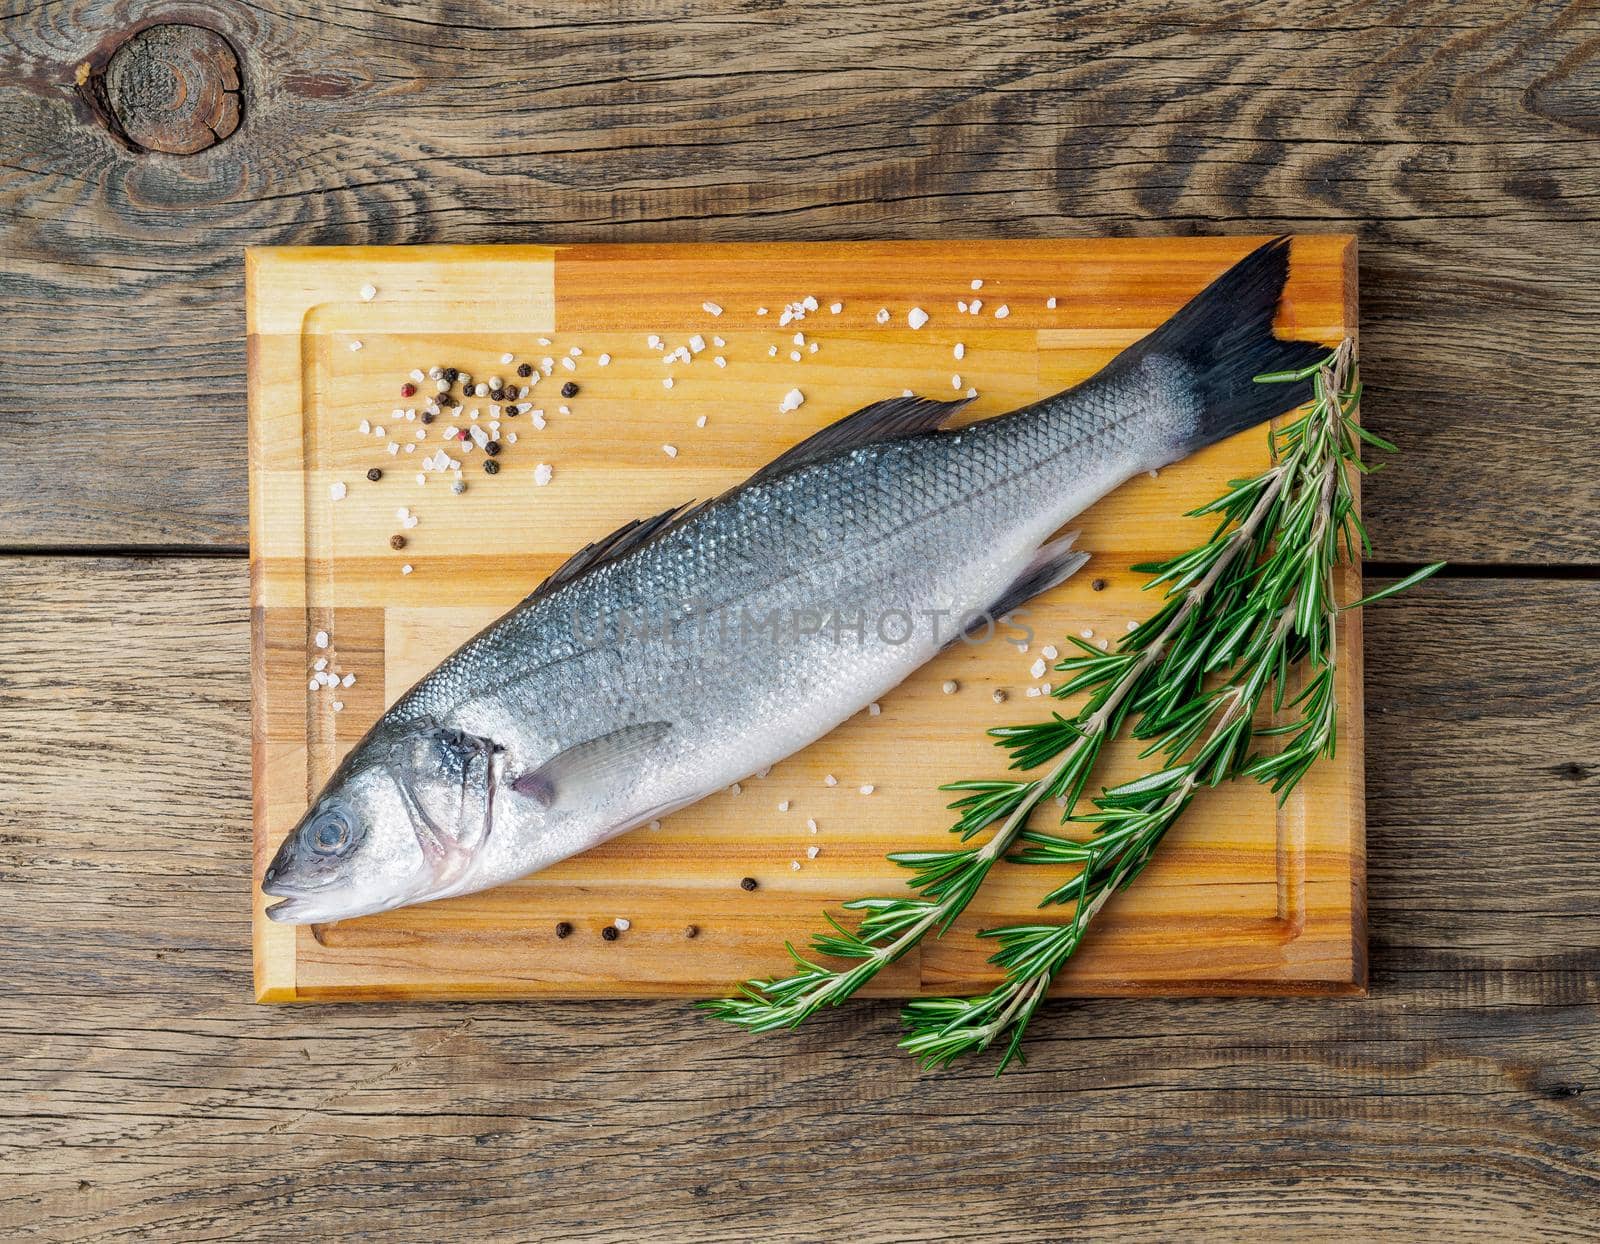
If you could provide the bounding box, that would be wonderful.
[262,238,1325,923]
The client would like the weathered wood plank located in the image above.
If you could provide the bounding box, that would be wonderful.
[2,0,1597,558]
[1,557,1595,1239]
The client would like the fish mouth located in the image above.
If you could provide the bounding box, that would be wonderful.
[264,895,317,923]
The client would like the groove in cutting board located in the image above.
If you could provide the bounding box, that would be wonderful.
[247,236,1361,1002]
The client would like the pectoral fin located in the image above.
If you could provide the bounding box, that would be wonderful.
[510,721,673,810]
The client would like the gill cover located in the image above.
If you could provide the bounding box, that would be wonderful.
[389,719,500,862]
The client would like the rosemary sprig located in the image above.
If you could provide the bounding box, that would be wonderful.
[900,342,1443,1070]
[709,341,1441,1067]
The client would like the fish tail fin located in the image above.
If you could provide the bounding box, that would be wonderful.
[1109,237,1330,457]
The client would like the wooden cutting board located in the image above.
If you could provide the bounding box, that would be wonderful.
[248,235,1360,1003]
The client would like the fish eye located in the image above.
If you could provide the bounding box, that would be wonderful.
[310,809,351,854]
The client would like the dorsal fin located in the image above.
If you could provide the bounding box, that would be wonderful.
[523,394,967,606]
[525,501,703,604]
[749,394,973,486]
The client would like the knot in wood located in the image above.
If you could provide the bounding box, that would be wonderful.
[92,24,242,155]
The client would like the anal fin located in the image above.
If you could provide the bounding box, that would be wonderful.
[962,531,1089,640]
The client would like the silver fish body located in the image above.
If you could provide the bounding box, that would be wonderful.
[263,239,1322,923]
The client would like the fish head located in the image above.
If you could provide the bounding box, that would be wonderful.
[262,717,498,923]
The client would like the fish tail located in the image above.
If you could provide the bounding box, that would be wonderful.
[1110,236,1330,456]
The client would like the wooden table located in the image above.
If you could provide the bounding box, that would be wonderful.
[2,2,1596,1238]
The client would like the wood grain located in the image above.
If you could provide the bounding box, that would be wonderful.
[3,0,1598,559]
[1,558,1595,1240]
[246,236,1362,1001]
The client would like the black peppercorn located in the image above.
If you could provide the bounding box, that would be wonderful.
[484,440,501,456]
[489,388,504,401]
[443,395,459,409]
[684,924,699,939]
[443,367,458,382]
[601,925,619,941]
[517,363,533,378]
[561,381,579,398]
[389,534,407,550]
[555,921,572,939]
[483,459,500,475]
[366,467,382,482]
[739,876,757,892]
[421,411,435,425]
[1091,578,1107,592]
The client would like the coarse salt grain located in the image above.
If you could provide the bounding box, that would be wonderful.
[558,405,571,416]
[614,917,631,931]
[859,784,874,796]
[954,342,965,360]
[778,800,790,812]
[790,860,801,871]
[907,307,929,330]
[966,387,977,398]
[1096,639,1109,651]
[649,820,661,831]
[689,334,706,353]
[534,463,553,486]
[349,340,363,351]
[757,306,769,316]
[598,353,611,367]
[713,336,726,347]
[714,356,726,369]
[1042,645,1058,660]
[789,351,801,362]
[702,301,723,317]
[695,415,707,428]
[332,700,344,712]
[360,283,377,301]
[952,374,962,390]
[970,279,983,290]
[1030,658,1047,678]
[329,482,347,501]
[806,818,818,833]
[308,679,318,692]
[958,300,968,313]
[1026,686,1041,697]
[779,388,804,413]
[829,302,842,314]
[663,377,674,389]
[561,357,576,372]
[969,299,982,315]
[401,564,413,575]
[808,343,818,354]
[569,347,582,357]
[1046,296,1057,309]
[792,331,805,346]
[409,369,425,383]
[730,782,742,796]
[994,304,1010,319]
[1128,619,1139,631]
[313,657,327,671]
[1081,628,1094,639]
[767,345,778,357]
[342,672,355,687]
[868,702,881,716]
[806,846,820,860]
[663,444,678,458]
[824,774,837,787]
[875,308,890,324]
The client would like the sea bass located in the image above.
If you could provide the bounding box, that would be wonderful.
[263,238,1322,923]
